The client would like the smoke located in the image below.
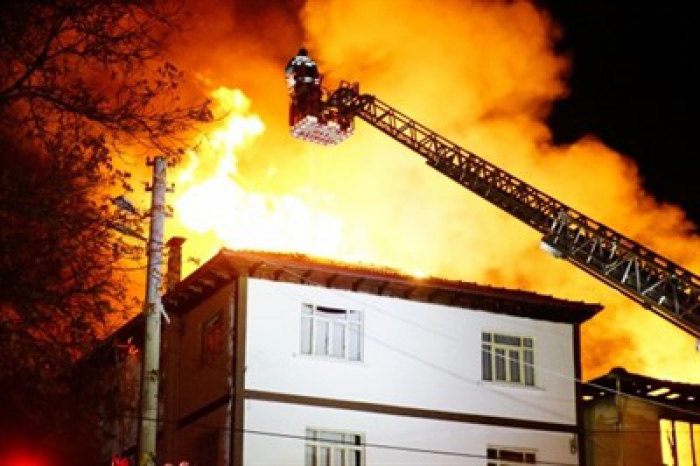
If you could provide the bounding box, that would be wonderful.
[150,0,700,382]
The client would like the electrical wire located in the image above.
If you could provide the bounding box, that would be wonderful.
[243,252,700,418]
[103,250,700,464]
[100,411,580,466]
[163,270,576,418]
[144,249,700,432]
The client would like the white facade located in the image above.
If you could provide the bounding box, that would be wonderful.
[245,401,576,466]
[159,250,599,466]
[243,278,580,465]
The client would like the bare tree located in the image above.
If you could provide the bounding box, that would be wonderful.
[0,0,211,151]
[0,0,211,452]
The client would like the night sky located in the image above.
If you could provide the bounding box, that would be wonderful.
[539,1,698,227]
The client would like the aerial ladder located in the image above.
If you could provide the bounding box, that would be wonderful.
[287,77,700,338]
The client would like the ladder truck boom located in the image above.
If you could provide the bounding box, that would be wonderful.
[288,79,700,338]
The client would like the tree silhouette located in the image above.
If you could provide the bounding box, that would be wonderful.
[0,0,211,458]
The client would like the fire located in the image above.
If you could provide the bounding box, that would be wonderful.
[171,87,347,267]
[160,0,700,383]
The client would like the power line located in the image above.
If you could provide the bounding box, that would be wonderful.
[243,428,578,466]
[162,257,576,417]
[96,407,700,439]
[243,252,700,419]
[101,411,579,466]
[147,250,700,425]
[102,250,700,463]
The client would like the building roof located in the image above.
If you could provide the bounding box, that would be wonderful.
[583,367,700,414]
[163,249,602,324]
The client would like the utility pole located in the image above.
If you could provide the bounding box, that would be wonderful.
[139,156,168,466]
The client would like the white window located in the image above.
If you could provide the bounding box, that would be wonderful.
[482,332,535,386]
[487,446,537,465]
[301,304,362,361]
[306,428,364,466]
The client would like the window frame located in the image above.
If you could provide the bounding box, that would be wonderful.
[201,310,225,366]
[305,427,364,466]
[487,445,537,465]
[301,303,363,362]
[482,331,535,387]
[660,418,700,465]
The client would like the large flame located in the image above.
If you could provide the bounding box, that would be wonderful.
[145,0,700,383]
[170,87,350,262]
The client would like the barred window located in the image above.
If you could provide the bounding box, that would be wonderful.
[306,428,364,466]
[301,304,363,361]
[482,332,535,386]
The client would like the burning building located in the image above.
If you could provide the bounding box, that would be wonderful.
[153,248,600,465]
[583,367,700,465]
[151,0,700,385]
[97,0,700,463]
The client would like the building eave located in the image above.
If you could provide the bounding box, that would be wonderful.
[162,248,602,324]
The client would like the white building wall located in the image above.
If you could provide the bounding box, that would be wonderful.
[245,278,578,426]
[243,399,579,466]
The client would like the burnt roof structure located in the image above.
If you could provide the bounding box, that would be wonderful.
[583,367,700,413]
[163,248,602,324]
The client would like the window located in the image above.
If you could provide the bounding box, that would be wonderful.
[301,304,362,361]
[487,446,537,465]
[306,428,364,466]
[660,419,700,465]
[482,332,535,386]
[202,312,224,365]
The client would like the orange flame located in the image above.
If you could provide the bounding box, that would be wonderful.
[155,0,700,383]
[170,87,348,265]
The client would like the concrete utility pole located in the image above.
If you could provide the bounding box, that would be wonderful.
[139,156,168,466]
